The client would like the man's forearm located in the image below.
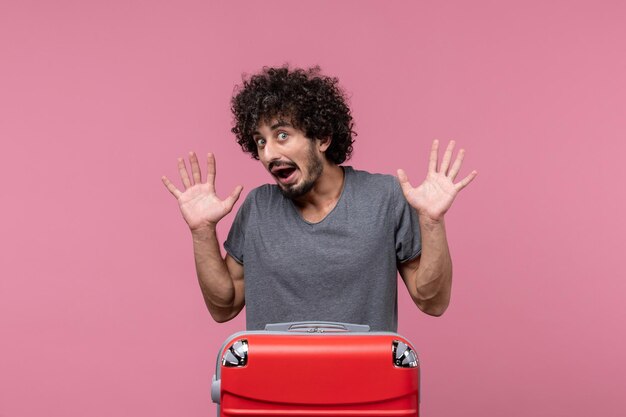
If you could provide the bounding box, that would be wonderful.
[413,217,453,315]
[191,225,236,309]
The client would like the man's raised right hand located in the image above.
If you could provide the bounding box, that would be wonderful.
[162,152,243,231]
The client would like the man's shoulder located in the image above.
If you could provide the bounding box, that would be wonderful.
[241,183,285,208]
[345,166,398,191]
[247,183,280,198]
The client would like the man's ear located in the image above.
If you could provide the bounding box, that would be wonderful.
[317,137,332,152]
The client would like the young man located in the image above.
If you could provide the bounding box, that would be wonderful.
[162,66,477,331]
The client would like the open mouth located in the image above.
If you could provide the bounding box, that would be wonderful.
[270,164,298,184]
[274,167,296,179]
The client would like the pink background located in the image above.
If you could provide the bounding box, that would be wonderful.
[1,1,625,415]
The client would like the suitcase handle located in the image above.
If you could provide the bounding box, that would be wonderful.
[264,321,370,333]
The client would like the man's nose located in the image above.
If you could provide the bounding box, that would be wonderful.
[261,139,280,161]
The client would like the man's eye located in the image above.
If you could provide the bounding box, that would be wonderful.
[278,132,288,140]
[255,138,266,147]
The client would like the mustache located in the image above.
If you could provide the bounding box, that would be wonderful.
[269,160,297,171]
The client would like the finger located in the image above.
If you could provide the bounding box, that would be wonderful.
[396,169,414,195]
[224,185,244,211]
[439,140,456,174]
[161,175,182,198]
[428,139,439,173]
[448,148,465,180]
[189,151,202,184]
[455,170,478,191]
[206,152,216,192]
[177,158,192,189]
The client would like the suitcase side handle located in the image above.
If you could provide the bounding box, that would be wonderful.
[264,321,370,332]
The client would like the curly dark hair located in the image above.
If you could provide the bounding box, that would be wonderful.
[230,65,356,164]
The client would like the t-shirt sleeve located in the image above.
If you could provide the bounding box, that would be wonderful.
[223,190,254,265]
[392,179,422,263]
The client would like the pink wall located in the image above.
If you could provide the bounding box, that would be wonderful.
[1,1,625,415]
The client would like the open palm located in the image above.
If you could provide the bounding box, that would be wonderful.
[162,152,243,231]
[397,140,477,222]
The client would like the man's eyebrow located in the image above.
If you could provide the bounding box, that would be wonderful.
[252,120,293,135]
[270,120,292,130]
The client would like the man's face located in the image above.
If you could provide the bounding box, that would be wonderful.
[253,119,325,199]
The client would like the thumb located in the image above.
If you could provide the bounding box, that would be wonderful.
[396,169,414,195]
[224,185,244,211]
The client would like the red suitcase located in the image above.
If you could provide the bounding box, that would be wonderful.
[211,321,420,416]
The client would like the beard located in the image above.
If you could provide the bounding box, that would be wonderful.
[277,142,324,200]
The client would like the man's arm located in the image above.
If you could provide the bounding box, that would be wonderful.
[398,217,452,316]
[191,226,245,322]
[397,139,476,316]
[162,151,245,323]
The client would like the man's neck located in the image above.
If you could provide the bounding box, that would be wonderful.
[292,163,345,217]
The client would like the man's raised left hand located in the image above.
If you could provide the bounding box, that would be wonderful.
[397,139,477,223]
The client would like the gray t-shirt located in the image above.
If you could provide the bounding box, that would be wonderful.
[224,166,421,331]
